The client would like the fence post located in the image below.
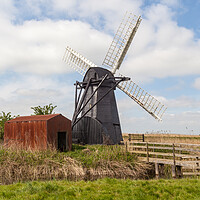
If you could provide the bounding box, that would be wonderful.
[125,141,128,152]
[155,162,159,179]
[176,166,182,178]
[142,134,145,142]
[172,143,176,166]
[128,134,131,142]
[196,157,199,167]
[172,165,176,178]
[172,143,176,178]
[146,142,149,163]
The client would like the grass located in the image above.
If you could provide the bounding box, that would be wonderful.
[0,144,151,185]
[67,144,138,168]
[0,178,200,200]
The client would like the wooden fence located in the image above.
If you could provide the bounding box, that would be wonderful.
[126,141,200,178]
[128,134,144,142]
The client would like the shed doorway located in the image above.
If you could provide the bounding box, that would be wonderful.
[57,132,67,151]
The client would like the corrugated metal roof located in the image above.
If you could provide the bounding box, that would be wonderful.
[7,114,62,122]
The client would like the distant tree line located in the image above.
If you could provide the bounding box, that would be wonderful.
[0,103,57,140]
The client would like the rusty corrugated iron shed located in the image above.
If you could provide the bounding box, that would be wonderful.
[4,114,72,151]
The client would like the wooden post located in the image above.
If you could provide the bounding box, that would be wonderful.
[160,163,164,177]
[176,166,182,178]
[146,142,149,163]
[172,143,176,166]
[155,163,165,179]
[196,157,199,167]
[128,134,131,142]
[172,165,176,178]
[142,134,145,142]
[125,141,128,152]
[172,143,176,178]
[155,163,159,179]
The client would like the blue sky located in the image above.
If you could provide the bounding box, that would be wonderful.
[0,0,200,135]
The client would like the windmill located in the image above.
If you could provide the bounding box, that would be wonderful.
[63,12,167,144]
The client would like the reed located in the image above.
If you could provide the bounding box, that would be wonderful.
[0,144,152,185]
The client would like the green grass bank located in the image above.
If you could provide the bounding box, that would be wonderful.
[0,178,200,200]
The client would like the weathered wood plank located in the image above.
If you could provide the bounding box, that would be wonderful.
[128,141,200,147]
[129,144,200,153]
[130,150,199,159]
[183,172,200,176]
[130,150,173,157]
[138,157,200,167]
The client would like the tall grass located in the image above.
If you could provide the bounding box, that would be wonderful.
[68,145,152,181]
[0,144,152,185]
[0,144,84,185]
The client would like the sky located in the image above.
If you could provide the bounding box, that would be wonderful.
[0,0,200,135]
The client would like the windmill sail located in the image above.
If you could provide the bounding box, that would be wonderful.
[102,12,142,74]
[117,73,167,120]
[63,12,167,121]
[63,46,97,76]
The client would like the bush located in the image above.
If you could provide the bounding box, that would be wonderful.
[0,112,16,140]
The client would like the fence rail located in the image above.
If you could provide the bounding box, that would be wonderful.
[126,141,200,178]
[127,134,145,142]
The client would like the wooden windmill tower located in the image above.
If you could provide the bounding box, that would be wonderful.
[63,12,167,144]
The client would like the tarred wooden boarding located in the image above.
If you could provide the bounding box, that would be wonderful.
[4,114,72,151]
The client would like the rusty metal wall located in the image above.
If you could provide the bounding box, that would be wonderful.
[4,120,47,149]
[47,115,72,151]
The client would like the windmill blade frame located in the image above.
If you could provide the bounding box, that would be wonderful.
[117,73,167,120]
[63,46,97,76]
[102,12,142,74]
[63,12,167,122]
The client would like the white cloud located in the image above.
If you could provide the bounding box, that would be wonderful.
[0,18,111,75]
[193,77,200,90]
[160,0,181,7]
[117,92,200,134]
[166,96,200,109]
[118,3,200,82]
[117,93,200,134]
[118,93,200,114]
[11,0,143,33]
[0,0,16,20]
[120,110,200,135]
[51,0,142,32]
[1,1,199,81]
[0,74,74,118]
